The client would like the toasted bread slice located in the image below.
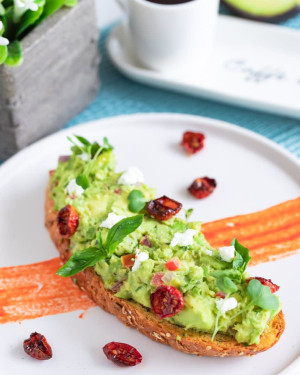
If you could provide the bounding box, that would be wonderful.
[45,185,285,357]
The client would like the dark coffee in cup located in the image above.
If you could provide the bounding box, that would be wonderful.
[146,0,194,4]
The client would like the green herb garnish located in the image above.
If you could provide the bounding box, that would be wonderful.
[216,276,238,294]
[67,135,113,190]
[247,279,279,310]
[231,238,251,272]
[128,190,146,213]
[185,208,194,220]
[56,214,143,277]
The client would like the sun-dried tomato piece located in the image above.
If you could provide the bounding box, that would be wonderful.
[188,177,217,199]
[247,277,280,293]
[114,188,122,195]
[57,204,79,238]
[165,257,180,271]
[121,254,135,269]
[150,285,184,318]
[215,291,226,299]
[49,169,56,177]
[23,332,52,360]
[181,131,205,154]
[103,342,142,367]
[140,235,152,247]
[146,196,182,221]
[151,272,165,286]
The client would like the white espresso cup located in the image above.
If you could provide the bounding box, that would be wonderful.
[116,0,220,73]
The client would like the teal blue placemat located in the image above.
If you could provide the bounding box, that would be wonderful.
[67,7,300,158]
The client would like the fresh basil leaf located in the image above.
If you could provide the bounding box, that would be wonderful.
[5,40,23,66]
[56,247,105,277]
[216,276,238,294]
[76,174,89,190]
[106,215,143,254]
[248,279,279,311]
[91,141,101,157]
[74,135,91,147]
[128,190,146,213]
[103,137,114,151]
[0,45,8,64]
[185,208,194,220]
[232,238,251,272]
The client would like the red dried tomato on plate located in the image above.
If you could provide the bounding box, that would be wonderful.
[23,332,52,360]
[181,131,205,154]
[188,177,217,199]
[103,342,142,367]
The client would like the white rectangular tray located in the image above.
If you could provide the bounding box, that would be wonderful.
[107,15,300,120]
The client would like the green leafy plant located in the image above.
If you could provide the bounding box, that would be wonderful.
[128,190,146,213]
[0,0,77,66]
[57,214,144,277]
[247,279,279,310]
[216,276,238,294]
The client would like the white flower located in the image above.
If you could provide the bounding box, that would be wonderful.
[118,167,144,185]
[132,249,149,272]
[100,212,125,229]
[0,21,8,46]
[215,297,238,315]
[65,179,84,197]
[13,0,38,22]
[170,229,197,248]
[219,246,235,262]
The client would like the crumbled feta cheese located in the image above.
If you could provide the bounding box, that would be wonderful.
[219,245,235,262]
[65,179,84,197]
[118,167,144,185]
[132,249,149,272]
[205,249,213,256]
[162,271,175,284]
[77,153,90,161]
[215,297,238,314]
[100,212,125,229]
[170,229,197,248]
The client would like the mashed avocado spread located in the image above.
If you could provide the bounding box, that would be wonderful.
[51,141,281,345]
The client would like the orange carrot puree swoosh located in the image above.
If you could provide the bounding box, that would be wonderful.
[0,197,299,324]
[202,196,300,265]
[0,258,95,324]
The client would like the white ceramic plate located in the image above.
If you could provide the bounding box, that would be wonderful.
[107,16,300,120]
[0,114,299,375]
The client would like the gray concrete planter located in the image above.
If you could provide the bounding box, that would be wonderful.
[0,0,100,160]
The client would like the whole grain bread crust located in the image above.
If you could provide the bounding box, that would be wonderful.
[45,185,285,357]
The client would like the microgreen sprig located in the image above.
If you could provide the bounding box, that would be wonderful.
[128,190,147,213]
[67,135,114,190]
[56,214,143,277]
[231,238,251,272]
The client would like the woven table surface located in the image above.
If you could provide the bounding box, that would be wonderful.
[66,6,300,158]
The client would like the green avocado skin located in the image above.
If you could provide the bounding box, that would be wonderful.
[223,0,299,20]
[51,150,280,345]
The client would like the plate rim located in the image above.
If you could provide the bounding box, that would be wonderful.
[1,113,299,178]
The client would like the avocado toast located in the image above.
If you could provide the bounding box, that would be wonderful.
[45,136,285,357]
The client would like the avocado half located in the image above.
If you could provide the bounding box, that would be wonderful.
[222,0,300,22]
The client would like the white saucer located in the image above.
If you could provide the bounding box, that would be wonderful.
[107,16,300,120]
